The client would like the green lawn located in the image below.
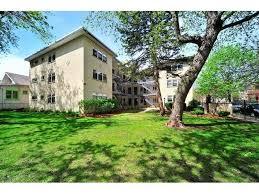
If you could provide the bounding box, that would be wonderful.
[0,110,258,182]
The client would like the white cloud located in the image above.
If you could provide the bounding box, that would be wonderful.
[0,55,29,79]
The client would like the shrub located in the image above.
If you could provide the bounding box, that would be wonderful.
[186,99,201,111]
[218,111,230,117]
[191,107,204,115]
[165,102,173,110]
[79,98,119,114]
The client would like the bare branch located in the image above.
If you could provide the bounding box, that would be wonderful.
[159,56,194,65]
[222,12,259,30]
[171,11,202,46]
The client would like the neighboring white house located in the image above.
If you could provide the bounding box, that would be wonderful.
[0,72,30,110]
[159,64,194,106]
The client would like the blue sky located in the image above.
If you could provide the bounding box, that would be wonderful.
[0,11,125,78]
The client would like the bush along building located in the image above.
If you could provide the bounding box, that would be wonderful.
[25,27,194,112]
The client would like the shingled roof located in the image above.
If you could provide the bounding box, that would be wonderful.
[1,72,29,86]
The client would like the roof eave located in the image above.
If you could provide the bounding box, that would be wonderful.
[25,27,117,62]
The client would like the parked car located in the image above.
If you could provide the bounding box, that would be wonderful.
[232,104,242,113]
[240,105,254,115]
[252,104,259,117]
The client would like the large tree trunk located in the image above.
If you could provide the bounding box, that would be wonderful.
[154,68,165,116]
[167,12,222,128]
[204,95,211,114]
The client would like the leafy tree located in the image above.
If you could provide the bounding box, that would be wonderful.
[0,11,52,54]
[196,45,258,113]
[117,12,179,115]
[86,11,259,127]
[86,12,179,115]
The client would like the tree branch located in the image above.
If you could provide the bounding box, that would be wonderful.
[171,11,202,46]
[222,12,259,30]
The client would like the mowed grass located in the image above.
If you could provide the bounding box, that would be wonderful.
[0,110,258,182]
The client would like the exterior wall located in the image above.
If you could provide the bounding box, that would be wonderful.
[0,85,29,109]
[159,66,194,106]
[83,38,113,99]
[29,36,85,112]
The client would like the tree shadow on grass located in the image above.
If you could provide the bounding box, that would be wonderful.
[0,139,126,182]
[127,122,259,182]
[0,112,116,150]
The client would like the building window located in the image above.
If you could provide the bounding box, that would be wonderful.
[41,57,45,62]
[93,70,97,80]
[48,54,55,63]
[41,75,45,81]
[112,69,115,74]
[34,60,38,65]
[98,73,103,81]
[93,49,98,57]
[12,91,18,99]
[32,95,37,101]
[32,78,37,83]
[173,79,178,86]
[52,54,56,62]
[40,95,45,100]
[134,87,138,95]
[167,80,173,88]
[102,55,107,63]
[134,98,138,106]
[47,94,55,104]
[103,74,107,82]
[97,51,102,60]
[23,90,28,95]
[128,98,132,106]
[128,87,132,94]
[167,79,177,88]
[167,95,173,102]
[48,73,55,83]
[6,90,12,99]
[123,88,125,94]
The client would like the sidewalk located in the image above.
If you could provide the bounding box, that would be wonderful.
[230,113,259,123]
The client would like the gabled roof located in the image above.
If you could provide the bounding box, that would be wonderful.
[25,27,117,61]
[0,72,29,86]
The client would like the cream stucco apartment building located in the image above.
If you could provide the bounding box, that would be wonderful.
[25,27,194,112]
[25,27,116,112]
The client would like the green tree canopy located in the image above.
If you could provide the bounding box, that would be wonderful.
[196,45,258,101]
[0,11,52,54]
